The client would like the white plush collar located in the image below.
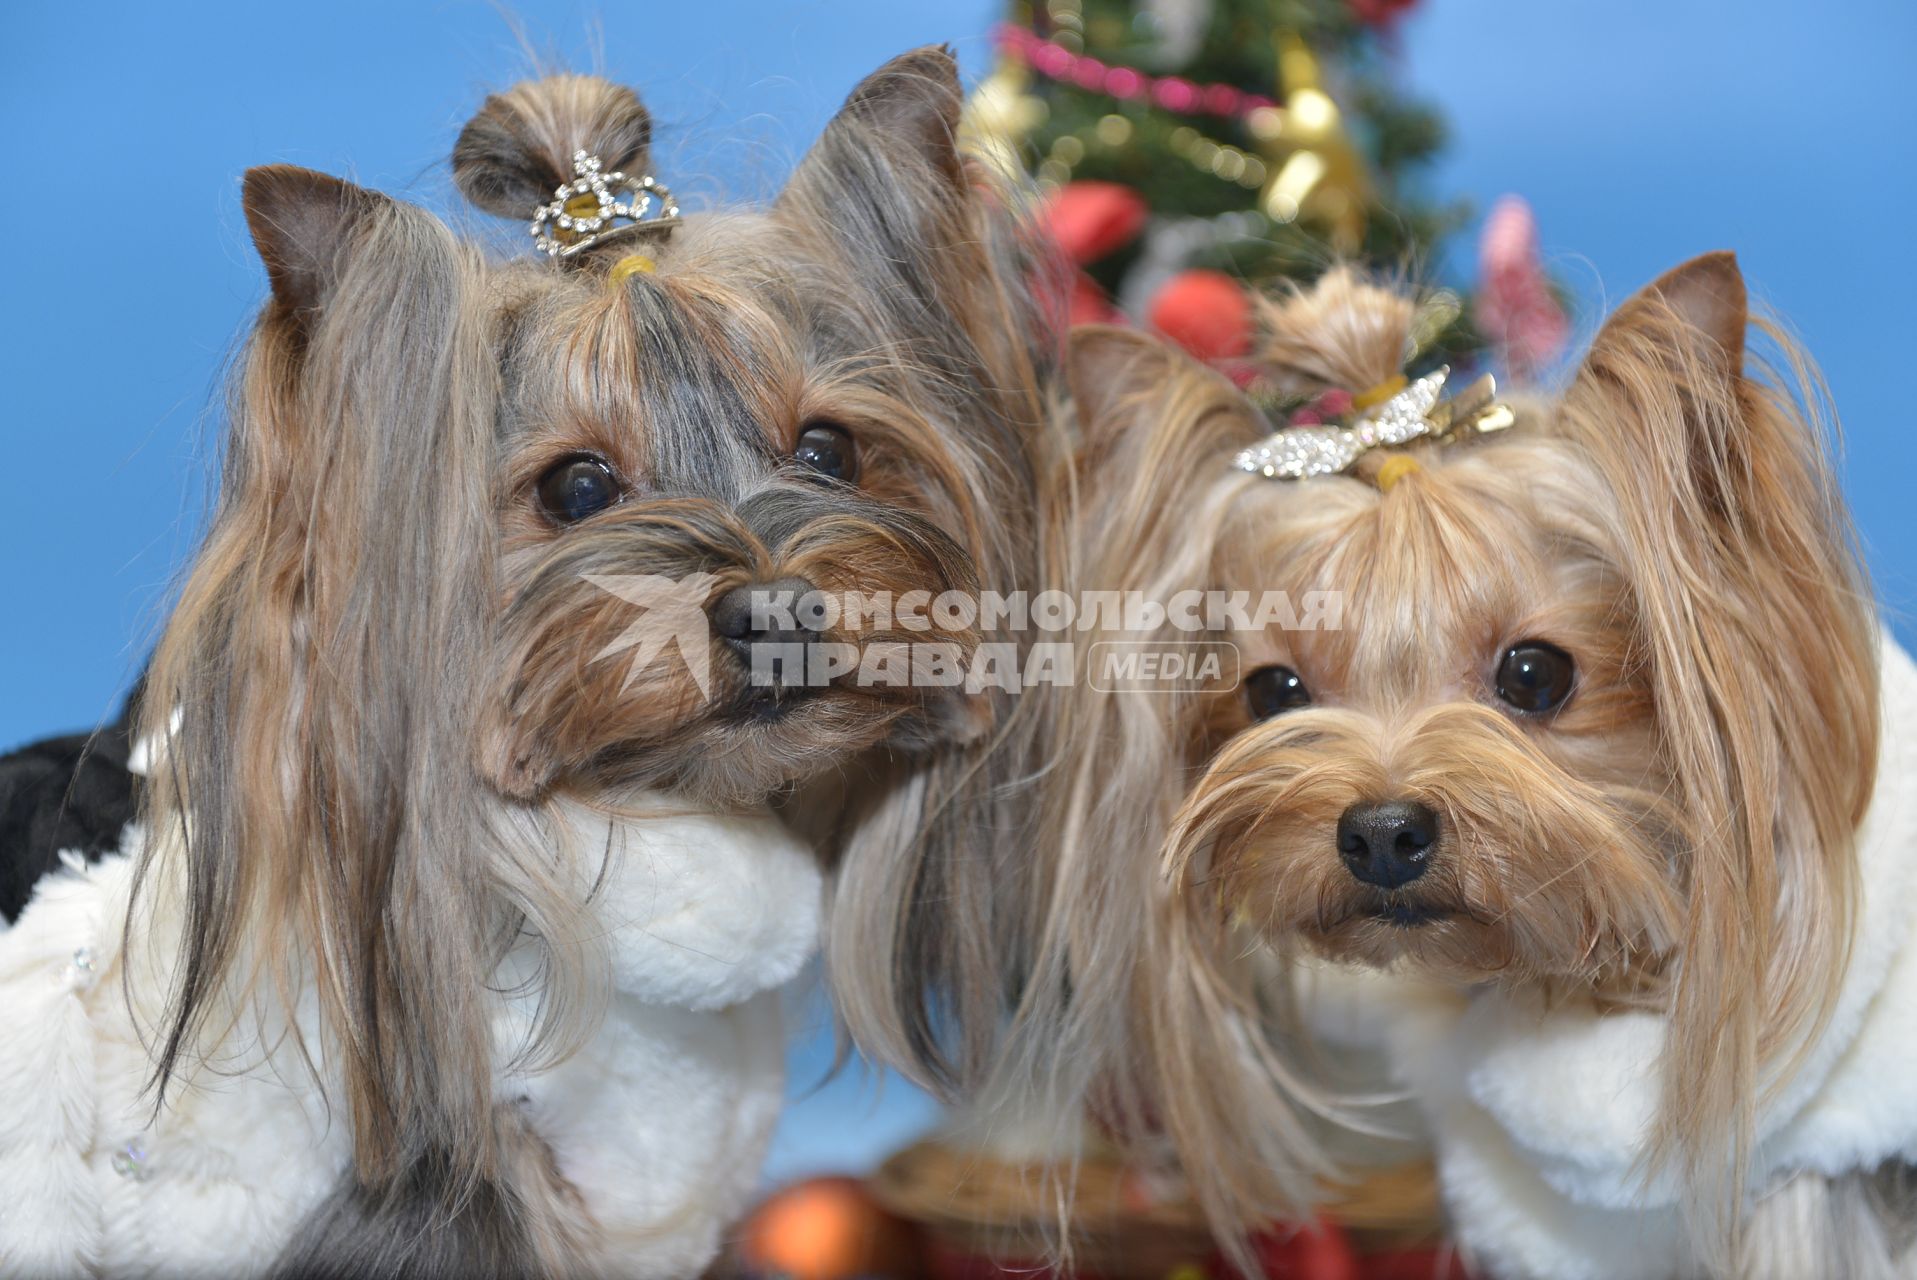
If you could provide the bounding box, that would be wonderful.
[530,793,822,1011]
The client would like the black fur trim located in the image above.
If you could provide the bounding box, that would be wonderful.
[0,681,141,923]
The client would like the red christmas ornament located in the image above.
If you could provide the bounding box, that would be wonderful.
[1043,181,1149,265]
[1219,1221,1362,1279]
[1358,1246,1474,1280]
[1147,270,1253,363]
[1347,0,1420,28]
[997,25,1279,120]
[1476,194,1569,382]
[735,1176,922,1280]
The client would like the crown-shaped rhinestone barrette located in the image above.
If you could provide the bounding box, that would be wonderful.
[531,151,680,258]
[1232,367,1515,481]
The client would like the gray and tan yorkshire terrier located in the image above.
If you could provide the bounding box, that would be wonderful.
[1029,259,1916,1278]
[0,48,1060,1278]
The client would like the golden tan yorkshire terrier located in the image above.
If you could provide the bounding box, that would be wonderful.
[0,48,1060,1279]
[1075,257,1916,1279]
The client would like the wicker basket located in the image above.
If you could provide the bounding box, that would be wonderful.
[870,1139,1444,1278]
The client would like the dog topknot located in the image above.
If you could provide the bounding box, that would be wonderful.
[453,74,654,219]
[1253,267,1418,398]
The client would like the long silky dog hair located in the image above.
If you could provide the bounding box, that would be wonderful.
[129,47,1057,1272]
[994,327,1344,1249]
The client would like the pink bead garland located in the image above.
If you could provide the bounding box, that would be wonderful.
[996,24,1280,123]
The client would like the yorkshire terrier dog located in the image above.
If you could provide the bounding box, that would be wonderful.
[0,47,1053,1278]
[1131,257,1913,1277]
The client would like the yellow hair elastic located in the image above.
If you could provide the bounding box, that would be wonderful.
[607,253,657,286]
[1352,373,1408,412]
[1375,453,1423,493]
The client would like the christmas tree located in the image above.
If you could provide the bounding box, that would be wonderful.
[966,0,1564,381]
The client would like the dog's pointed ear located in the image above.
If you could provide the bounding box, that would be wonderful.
[1590,250,1747,382]
[1068,326,1258,471]
[243,165,390,317]
[830,45,965,183]
[1647,250,1747,375]
[776,46,966,256]
[1068,325,1170,443]
[1564,252,1755,518]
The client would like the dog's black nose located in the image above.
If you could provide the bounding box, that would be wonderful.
[1337,799,1438,890]
[709,577,822,655]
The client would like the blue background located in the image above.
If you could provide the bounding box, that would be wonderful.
[3,1,1911,1182]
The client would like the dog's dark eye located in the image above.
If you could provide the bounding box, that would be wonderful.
[536,455,622,524]
[1495,641,1576,714]
[794,423,858,482]
[1245,665,1311,719]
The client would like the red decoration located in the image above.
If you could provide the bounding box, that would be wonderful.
[1476,195,1569,382]
[1287,387,1356,426]
[1357,1246,1474,1280]
[1347,0,1420,28]
[1043,181,1150,265]
[1147,269,1254,363]
[922,1220,1367,1280]
[997,24,1279,122]
[735,1176,922,1280]
[1242,1218,1364,1280]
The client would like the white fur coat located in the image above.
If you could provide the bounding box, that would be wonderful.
[1306,633,1917,1279]
[0,793,822,1278]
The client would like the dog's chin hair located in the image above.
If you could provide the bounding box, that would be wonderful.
[1170,704,1683,992]
[568,692,916,808]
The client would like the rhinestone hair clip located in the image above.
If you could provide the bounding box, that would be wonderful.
[531,150,680,258]
[1232,367,1515,481]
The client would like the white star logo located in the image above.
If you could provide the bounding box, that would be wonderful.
[583,572,722,700]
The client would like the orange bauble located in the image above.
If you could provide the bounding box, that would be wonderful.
[1146,269,1253,364]
[737,1176,923,1280]
[1043,181,1150,265]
